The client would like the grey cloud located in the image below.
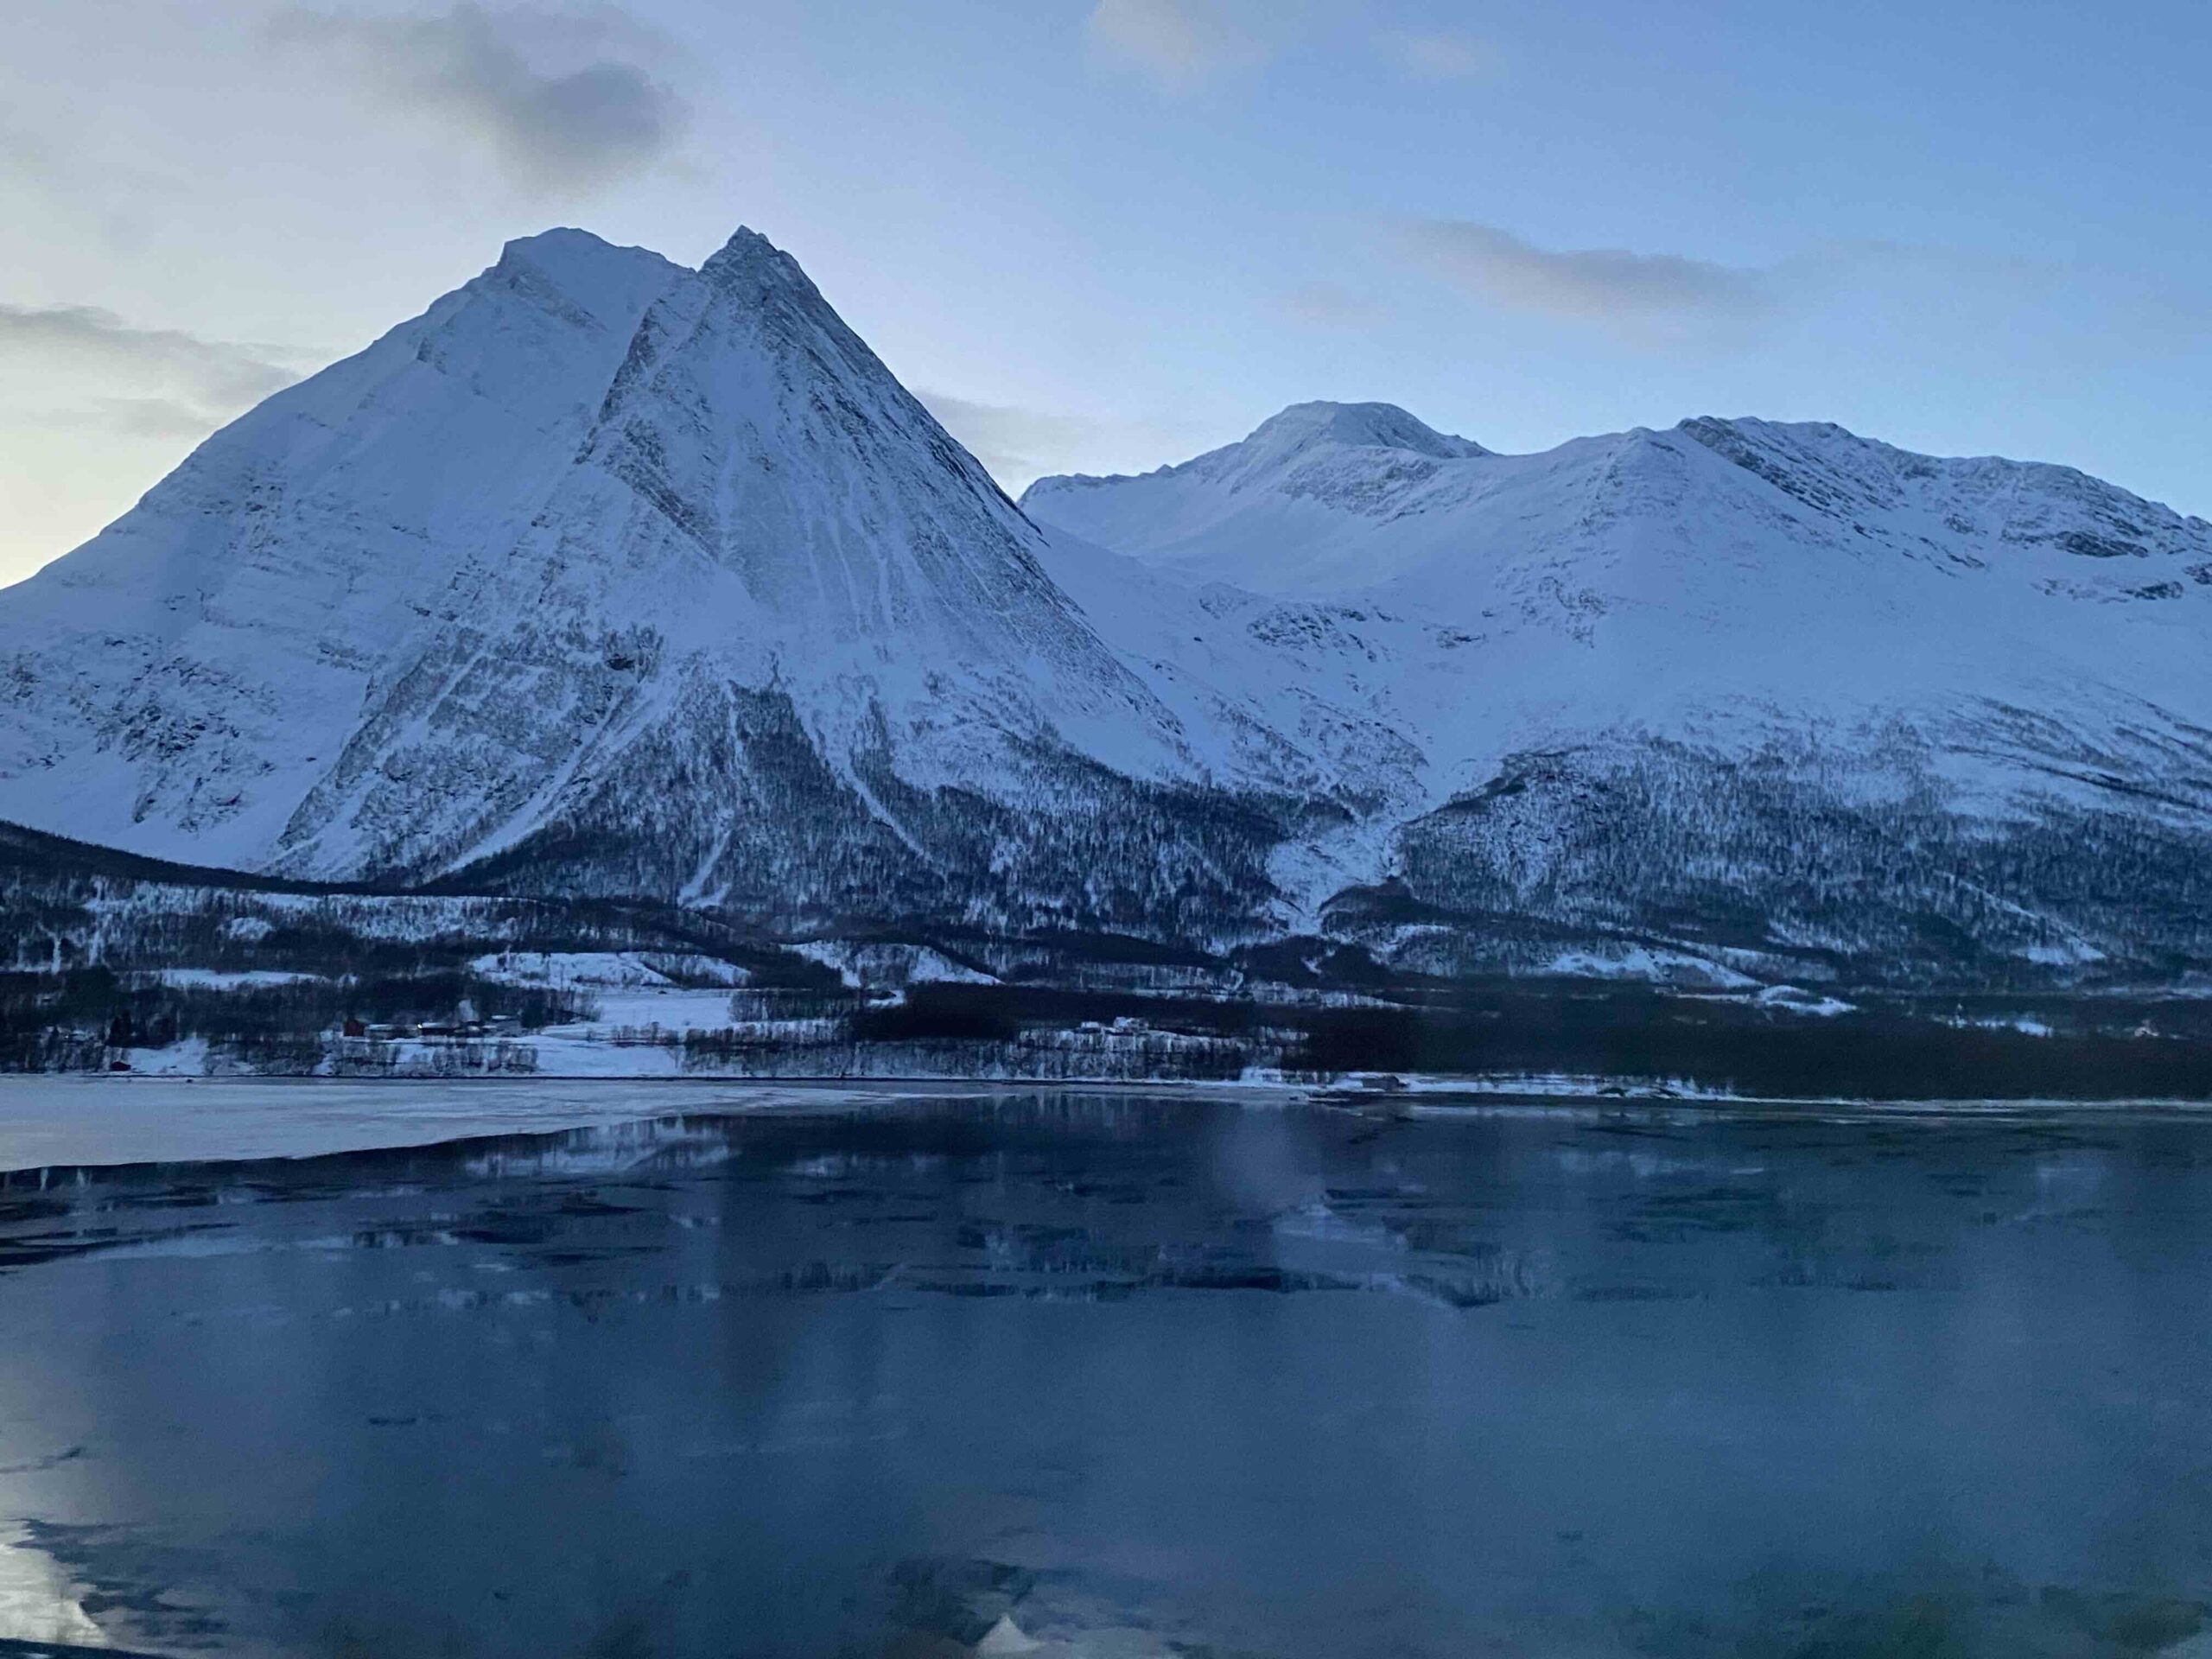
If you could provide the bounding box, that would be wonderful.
[0,302,310,413]
[1399,226,2212,359]
[1404,220,1776,333]
[269,3,688,197]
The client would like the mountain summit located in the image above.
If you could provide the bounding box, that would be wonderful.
[1242,400,1485,461]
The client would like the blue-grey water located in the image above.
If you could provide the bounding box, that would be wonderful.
[2,1090,2210,1657]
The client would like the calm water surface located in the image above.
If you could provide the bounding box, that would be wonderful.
[2,1089,2209,1657]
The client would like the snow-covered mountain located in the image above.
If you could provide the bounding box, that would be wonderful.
[1027,404,2212,983]
[1027,401,2212,784]
[3,226,2207,989]
[0,230,1366,939]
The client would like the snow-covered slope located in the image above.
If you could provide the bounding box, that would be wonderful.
[0,230,1350,937]
[1027,404,2212,982]
[2,230,680,863]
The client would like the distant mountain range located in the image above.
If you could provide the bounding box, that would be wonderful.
[4,226,2209,996]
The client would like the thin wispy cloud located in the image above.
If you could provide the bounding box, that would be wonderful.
[268,3,689,198]
[0,302,312,416]
[1403,220,1777,335]
[1391,223,2212,370]
[1379,29,1499,82]
[1084,0,1261,90]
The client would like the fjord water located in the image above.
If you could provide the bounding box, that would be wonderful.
[2,1090,2209,1657]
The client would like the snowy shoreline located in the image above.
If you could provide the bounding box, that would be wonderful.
[4,1071,2209,1177]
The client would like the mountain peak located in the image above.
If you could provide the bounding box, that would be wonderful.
[491,226,678,279]
[483,226,828,330]
[1245,401,1485,461]
[498,225,613,259]
[486,227,682,330]
[701,225,816,291]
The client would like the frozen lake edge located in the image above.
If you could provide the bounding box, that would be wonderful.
[4,1072,2212,1176]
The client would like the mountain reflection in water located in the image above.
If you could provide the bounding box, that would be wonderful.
[1,1090,2209,1657]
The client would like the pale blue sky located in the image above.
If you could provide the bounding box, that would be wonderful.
[4,0,2207,582]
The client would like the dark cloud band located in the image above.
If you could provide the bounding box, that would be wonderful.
[269,3,690,199]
